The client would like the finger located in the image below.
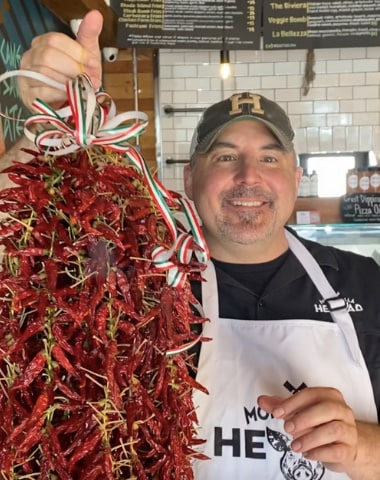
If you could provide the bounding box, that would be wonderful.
[291,419,357,453]
[76,10,103,89]
[19,41,81,108]
[257,395,285,413]
[21,42,81,80]
[29,32,83,65]
[270,387,346,419]
[298,431,358,473]
[284,400,345,435]
[306,443,356,471]
[76,9,103,52]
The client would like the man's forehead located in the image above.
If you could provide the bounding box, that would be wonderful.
[214,119,282,142]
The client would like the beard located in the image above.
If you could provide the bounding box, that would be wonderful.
[214,186,277,244]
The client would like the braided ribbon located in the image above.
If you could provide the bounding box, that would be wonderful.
[0,70,209,290]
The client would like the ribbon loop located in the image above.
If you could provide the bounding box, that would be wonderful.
[22,74,148,156]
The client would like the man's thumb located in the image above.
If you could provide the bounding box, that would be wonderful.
[76,10,103,55]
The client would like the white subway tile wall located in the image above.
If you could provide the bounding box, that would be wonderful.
[159,47,380,194]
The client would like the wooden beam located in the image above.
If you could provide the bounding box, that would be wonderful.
[40,0,118,47]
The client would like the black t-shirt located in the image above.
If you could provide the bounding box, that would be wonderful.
[212,249,290,297]
[191,228,380,420]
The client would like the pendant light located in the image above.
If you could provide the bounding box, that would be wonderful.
[219,49,231,79]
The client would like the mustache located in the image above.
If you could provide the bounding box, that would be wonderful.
[222,186,275,202]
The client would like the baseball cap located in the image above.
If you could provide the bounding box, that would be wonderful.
[189,92,294,157]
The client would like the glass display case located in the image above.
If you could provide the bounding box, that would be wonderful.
[290,223,380,265]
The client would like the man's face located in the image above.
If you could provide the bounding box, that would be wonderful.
[184,120,302,261]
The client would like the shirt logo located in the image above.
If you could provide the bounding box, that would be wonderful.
[314,297,363,313]
[267,427,325,480]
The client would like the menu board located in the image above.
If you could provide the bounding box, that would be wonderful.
[341,194,380,223]
[112,0,261,49]
[263,0,380,50]
[112,0,380,50]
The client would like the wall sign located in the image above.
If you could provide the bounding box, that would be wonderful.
[341,194,380,223]
[112,0,262,49]
[112,0,380,50]
[264,0,380,49]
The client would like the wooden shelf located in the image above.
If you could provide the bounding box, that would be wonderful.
[287,197,342,224]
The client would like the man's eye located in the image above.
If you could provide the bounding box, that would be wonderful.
[218,154,236,162]
[262,156,278,163]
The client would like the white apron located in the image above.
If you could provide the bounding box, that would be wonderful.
[192,230,377,479]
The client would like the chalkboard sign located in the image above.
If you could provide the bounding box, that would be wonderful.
[263,0,380,50]
[112,0,262,49]
[112,0,380,50]
[341,194,380,223]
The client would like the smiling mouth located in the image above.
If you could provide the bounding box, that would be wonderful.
[230,199,266,207]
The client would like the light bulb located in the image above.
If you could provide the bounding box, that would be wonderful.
[220,62,231,79]
[219,50,231,79]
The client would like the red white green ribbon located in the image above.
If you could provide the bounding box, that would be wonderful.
[126,148,209,288]
[0,70,210,290]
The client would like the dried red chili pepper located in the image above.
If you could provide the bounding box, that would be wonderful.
[51,344,78,377]
[12,351,46,389]
[7,388,50,453]
[67,429,102,471]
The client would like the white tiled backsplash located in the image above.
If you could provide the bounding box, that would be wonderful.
[158,47,380,195]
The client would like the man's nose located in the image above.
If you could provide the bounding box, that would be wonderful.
[234,160,261,184]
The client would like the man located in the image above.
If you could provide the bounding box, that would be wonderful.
[19,10,380,479]
[185,92,380,479]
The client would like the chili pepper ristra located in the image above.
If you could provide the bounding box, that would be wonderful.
[0,71,210,479]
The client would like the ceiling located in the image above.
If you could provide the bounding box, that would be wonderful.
[40,0,118,47]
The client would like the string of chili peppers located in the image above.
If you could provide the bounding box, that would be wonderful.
[0,69,212,479]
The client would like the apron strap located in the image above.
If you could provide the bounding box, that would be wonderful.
[285,229,362,365]
[202,261,220,319]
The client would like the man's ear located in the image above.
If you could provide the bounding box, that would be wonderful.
[295,166,303,189]
[183,163,194,200]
